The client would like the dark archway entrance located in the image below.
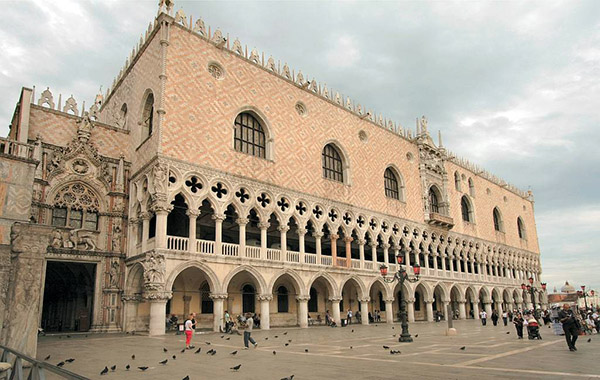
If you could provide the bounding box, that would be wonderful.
[242,284,256,313]
[41,261,96,332]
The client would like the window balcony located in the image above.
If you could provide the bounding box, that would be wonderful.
[427,212,454,229]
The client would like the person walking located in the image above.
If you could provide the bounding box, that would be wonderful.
[184,313,194,349]
[224,310,231,333]
[480,310,487,326]
[559,304,580,351]
[243,313,258,349]
[502,311,508,326]
[491,310,499,326]
[347,309,353,325]
[513,313,524,339]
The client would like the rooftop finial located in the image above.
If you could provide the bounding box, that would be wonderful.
[158,0,174,15]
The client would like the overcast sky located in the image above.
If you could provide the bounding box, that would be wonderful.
[1,0,598,294]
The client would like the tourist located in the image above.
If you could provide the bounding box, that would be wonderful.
[480,310,487,325]
[243,313,258,349]
[491,310,499,326]
[224,310,231,333]
[254,313,261,328]
[502,311,508,326]
[325,310,331,326]
[191,312,197,330]
[184,313,194,349]
[356,309,362,324]
[513,313,524,339]
[368,311,374,323]
[558,304,579,351]
[347,309,353,325]
[169,314,178,331]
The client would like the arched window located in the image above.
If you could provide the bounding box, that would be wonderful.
[384,168,400,200]
[277,286,289,313]
[322,144,343,182]
[141,92,154,142]
[454,172,461,191]
[468,178,475,197]
[493,207,503,232]
[234,112,266,158]
[429,187,440,213]
[461,196,473,222]
[117,103,128,129]
[517,217,526,239]
[51,183,99,230]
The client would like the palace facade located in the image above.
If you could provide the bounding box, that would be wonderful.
[0,2,546,354]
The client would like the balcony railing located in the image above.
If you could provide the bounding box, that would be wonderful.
[427,212,455,229]
[159,235,518,286]
[0,138,35,161]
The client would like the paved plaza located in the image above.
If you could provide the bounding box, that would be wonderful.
[37,320,599,380]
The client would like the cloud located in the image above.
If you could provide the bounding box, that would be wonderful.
[326,35,361,68]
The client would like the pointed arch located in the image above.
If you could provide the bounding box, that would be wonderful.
[268,269,306,297]
[222,265,267,295]
[306,271,338,297]
[165,260,222,294]
[322,140,351,185]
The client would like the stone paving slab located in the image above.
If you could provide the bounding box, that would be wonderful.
[36,320,600,380]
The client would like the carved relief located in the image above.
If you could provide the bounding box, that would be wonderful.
[112,222,122,252]
[142,251,166,289]
[68,229,97,251]
[109,259,120,288]
[53,182,100,211]
[152,162,168,195]
[71,159,89,175]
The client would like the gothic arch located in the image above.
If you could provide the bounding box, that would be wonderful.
[165,260,222,294]
[268,269,306,297]
[222,265,268,295]
[367,277,392,300]
[306,271,338,297]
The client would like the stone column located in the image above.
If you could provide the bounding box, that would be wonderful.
[384,299,394,323]
[331,234,339,266]
[484,301,493,317]
[330,297,342,326]
[259,222,270,260]
[425,300,434,322]
[121,295,141,332]
[344,236,353,268]
[154,206,170,249]
[358,239,365,268]
[406,298,415,322]
[360,298,370,325]
[297,228,307,264]
[187,209,200,253]
[210,294,227,332]
[496,302,503,316]
[371,243,378,267]
[258,295,272,330]
[314,232,323,264]
[296,296,310,328]
[433,254,439,270]
[141,212,150,252]
[382,243,390,265]
[128,218,138,256]
[441,254,447,271]
[458,299,467,319]
[237,218,248,257]
[473,302,480,319]
[1,223,52,357]
[183,295,192,317]
[213,213,225,255]
[278,225,289,261]
[147,294,170,336]
[442,301,450,319]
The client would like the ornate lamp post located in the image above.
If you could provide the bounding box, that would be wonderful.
[577,286,592,310]
[521,277,546,317]
[380,250,420,343]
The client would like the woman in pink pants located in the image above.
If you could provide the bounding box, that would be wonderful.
[184,314,194,349]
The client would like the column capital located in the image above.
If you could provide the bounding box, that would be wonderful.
[382,243,391,250]
[357,238,366,246]
[312,232,324,239]
[383,298,394,304]
[257,294,273,302]
[369,242,378,248]
[258,222,270,230]
[236,217,249,226]
[140,212,152,220]
[358,298,371,303]
[186,209,201,217]
[343,236,354,243]
[209,293,228,300]
[122,294,142,302]
[144,291,172,301]
[296,228,307,236]
[328,297,343,303]
[296,295,311,302]
[277,225,290,233]
[405,298,416,303]
[330,234,339,241]
[212,213,226,222]
[424,299,434,304]
[457,299,467,304]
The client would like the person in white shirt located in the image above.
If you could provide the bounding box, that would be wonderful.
[243,313,258,349]
[184,313,194,349]
[480,310,488,326]
[502,311,508,326]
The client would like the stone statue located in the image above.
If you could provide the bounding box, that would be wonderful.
[419,115,428,134]
[112,224,122,252]
[143,252,165,285]
[77,112,94,143]
[51,229,63,248]
[69,229,97,251]
[109,260,120,288]
[152,163,168,194]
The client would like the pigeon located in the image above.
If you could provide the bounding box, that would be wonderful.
[195,347,202,354]
[159,359,168,365]
[383,345,390,349]
[57,362,65,367]
[415,334,419,338]
[100,366,108,375]
[138,366,149,371]
[588,338,592,343]
[265,337,269,340]
[231,364,242,371]
[226,337,230,341]
[506,332,510,334]
[183,377,190,380]
[206,349,215,355]
[285,343,289,347]
[274,336,279,338]
[180,348,185,353]
[284,332,288,335]
[392,327,395,330]
[172,355,177,360]
[272,351,277,355]
[44,355,51,361]
[351,329,354,333]
[350,346,353,349]
[210,350,216,356]
[281,375,295,380]
[460,346,466,350]
[205,342,211,345]
[126,364,130,371]
[230,351,238,355]
[304,349,309,353]
[221,335,225,338]
[131,354,136,360]
[110,365,116,372]
[163,348,168,352]
[393,334,397,337]
[288,340,292,343]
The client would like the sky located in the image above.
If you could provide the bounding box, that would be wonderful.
[1,0,598,293]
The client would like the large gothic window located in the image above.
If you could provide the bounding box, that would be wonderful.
[51,183,100,230]
[141,92,154,142]
[428,187,440,213]
[234,112,266,158]
[493,207,503,232]
[384,168,400,200]
[461,196,473,222]
[322,144,343,182]
[517,217,526,239]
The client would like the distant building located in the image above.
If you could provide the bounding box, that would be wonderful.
[547,282,598,309]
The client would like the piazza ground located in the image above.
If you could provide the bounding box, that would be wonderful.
[36,320,599,380]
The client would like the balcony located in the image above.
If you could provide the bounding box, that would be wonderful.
[158,235,519,287]
[427,212,454,229]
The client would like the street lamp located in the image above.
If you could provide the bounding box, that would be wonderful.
[577,285,592,310]
[521,277,546,318]
[380,250,420,343]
